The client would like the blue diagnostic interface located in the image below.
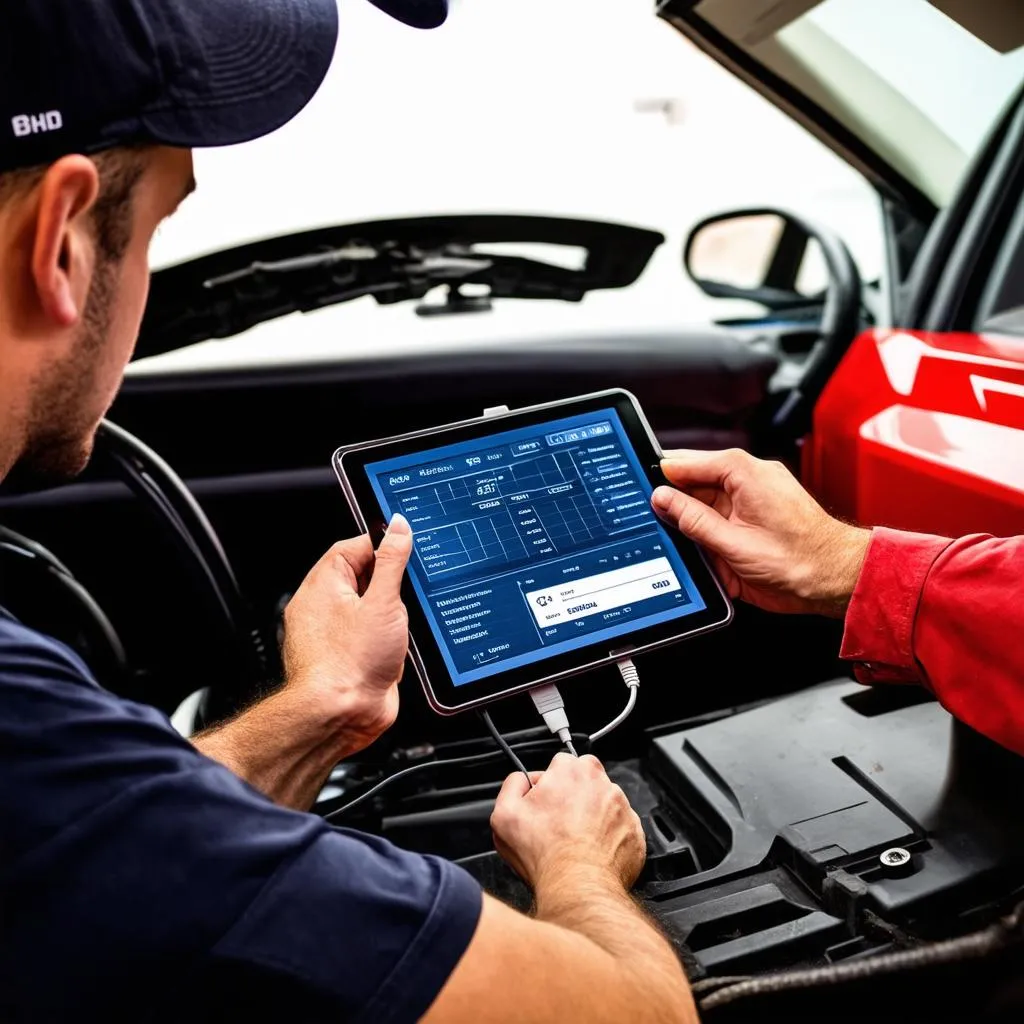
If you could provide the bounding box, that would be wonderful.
[366,408,706,686]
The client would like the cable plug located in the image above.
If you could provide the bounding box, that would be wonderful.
[617,658,640,690]
[530,684,577,755]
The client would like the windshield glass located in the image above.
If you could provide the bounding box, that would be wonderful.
[694,0,1024,205]
[138,0,881,374]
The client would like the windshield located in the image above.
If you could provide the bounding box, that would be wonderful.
[138,0,881,374]
[694,0,1024,206]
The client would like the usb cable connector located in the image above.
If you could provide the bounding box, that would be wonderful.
[530,659,641,756]
[530,684,577,756]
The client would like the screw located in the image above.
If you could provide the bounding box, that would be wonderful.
[879,847,914,875]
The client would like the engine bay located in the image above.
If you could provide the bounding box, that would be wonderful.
[328,677,1024,997]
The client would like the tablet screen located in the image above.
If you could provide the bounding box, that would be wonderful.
[365,407,706,687]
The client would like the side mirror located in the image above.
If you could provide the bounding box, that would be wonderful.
[684,209,828,310]
[685,207,863,438]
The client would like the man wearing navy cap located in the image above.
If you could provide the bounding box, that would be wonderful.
[0,2,697,1021]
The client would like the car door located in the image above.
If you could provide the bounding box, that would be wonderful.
[664,0,1024,535]
[805,91,1024,537]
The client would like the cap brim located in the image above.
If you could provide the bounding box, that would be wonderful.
[366,0,449,29]
[140,0,340,151]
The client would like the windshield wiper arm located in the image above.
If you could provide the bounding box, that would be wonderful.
[202,244,493,291]
[139,214,667,359]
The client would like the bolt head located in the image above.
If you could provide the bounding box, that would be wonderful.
[879,847,913,872]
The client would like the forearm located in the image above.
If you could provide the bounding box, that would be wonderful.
[841,529,1024,754]
[194,686,358,810]
[534,865,696,1023]
[915,533,1024,754]
[840,527,948,685]
[423,888,696,1024]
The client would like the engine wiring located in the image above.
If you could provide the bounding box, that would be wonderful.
[325,660,642,821]
[322,736,569,821]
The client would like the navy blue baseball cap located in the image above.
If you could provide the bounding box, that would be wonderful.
[0,0,449,174]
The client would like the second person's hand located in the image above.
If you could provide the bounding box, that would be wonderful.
[652,448,870,618]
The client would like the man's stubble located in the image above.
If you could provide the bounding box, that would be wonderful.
[17,259,120,483]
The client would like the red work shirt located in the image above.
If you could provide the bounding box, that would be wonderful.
[840,527,1024,755]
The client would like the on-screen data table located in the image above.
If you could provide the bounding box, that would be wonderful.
[393,420,655,581]
[367,410,704,685]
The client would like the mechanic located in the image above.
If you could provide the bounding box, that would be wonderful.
[0,2,698,1023]
[652,449,1024,757]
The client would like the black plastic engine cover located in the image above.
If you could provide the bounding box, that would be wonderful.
[642,679,1024,974]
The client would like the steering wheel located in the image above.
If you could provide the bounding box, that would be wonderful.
[94,420,270,725]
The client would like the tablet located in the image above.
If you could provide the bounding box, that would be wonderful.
[334,389,732,714]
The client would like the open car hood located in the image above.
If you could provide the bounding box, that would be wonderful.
[137,214,665,360]
[659,0,1024,222]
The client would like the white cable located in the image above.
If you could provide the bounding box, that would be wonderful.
[589,659,640,743]
[530,684,577,755]
[530,659,640,752]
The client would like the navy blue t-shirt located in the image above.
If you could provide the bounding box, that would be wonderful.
[0,609,482,1023]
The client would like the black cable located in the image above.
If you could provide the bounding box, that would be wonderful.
[323,736,561,822]
[479,709,533,788]
[323,748,509,821]
[699,901,1024,1012]
[443,723,551,752]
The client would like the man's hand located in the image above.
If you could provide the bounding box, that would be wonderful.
[282,514,414,752]
[194,516,413,810]
[420,756,696,1023]
[490,754,646,892]
[652,448,870,618]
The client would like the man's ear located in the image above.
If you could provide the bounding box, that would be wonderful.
[29,156,101,329]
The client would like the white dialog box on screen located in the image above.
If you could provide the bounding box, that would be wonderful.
[526,557,681,627]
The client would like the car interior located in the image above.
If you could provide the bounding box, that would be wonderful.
[3,1,1024,1020]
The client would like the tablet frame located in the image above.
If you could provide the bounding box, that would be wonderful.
[333,389,733,715]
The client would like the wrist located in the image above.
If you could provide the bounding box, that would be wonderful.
[799,523,871,618]
[532,855,627,901]
[284,670,395,756]
[534,860,632,924]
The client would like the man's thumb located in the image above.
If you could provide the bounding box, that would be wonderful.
[367,513,413,601]
[652,486,733,553]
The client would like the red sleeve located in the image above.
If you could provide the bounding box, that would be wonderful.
[841,527,1024,755]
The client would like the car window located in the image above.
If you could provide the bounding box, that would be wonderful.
[694,0,1024,207]
[976,187,1024,336]
[135,0,882,375]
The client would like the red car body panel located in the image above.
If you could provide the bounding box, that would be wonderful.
[803,328,1024,537]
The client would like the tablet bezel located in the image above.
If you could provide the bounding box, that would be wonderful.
[334,389,733,715]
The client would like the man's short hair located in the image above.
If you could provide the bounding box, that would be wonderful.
[0,148,149,263]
